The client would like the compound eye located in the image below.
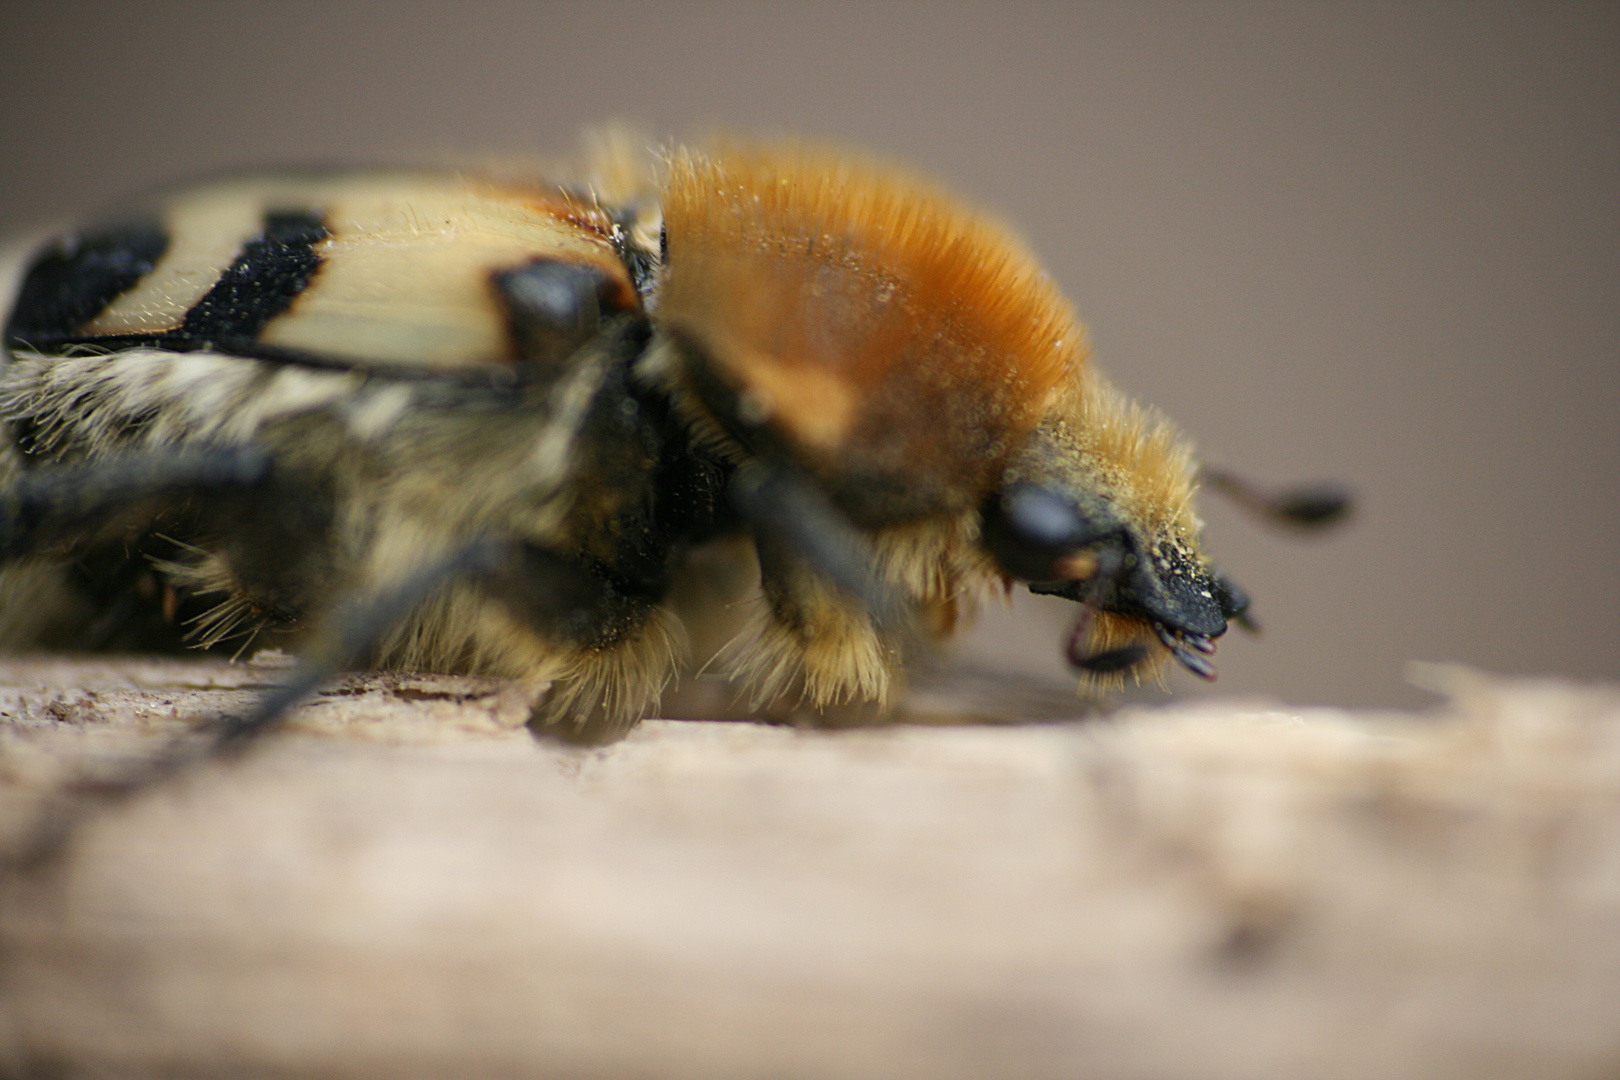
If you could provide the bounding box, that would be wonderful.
[981,483,1112,582]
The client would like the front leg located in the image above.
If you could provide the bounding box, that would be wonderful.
[743,528,899,722]
[0,443,285,652]
[716,464,904,723]
[715,463,983,724]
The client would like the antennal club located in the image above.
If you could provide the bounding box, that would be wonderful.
[1200,467,1351,530]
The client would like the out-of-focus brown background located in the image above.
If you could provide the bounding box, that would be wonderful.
[1,1,1614,710]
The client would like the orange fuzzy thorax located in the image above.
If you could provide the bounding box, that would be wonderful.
[658,144,1086,522]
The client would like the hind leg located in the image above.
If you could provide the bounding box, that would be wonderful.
[0,444,278,652]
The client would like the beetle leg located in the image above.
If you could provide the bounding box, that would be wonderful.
[0,445,272,560]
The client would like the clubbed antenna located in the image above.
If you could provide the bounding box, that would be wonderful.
[1200,467,1352,530]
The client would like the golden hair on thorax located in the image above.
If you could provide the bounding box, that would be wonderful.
[658,143,1085,520]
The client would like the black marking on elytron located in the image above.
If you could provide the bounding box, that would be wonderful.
[4,219,170,352]
[493,258,637,367]
[8,209,329,363]
[177,209,329,348]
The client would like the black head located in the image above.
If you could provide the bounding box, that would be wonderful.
[981,481,1249,680]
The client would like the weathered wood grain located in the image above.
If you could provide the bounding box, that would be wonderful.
[1,656,1617,1078]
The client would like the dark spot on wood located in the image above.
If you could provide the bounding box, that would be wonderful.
[1212,906,1296,972]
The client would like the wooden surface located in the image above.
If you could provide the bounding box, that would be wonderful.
[1,655,1618,1078]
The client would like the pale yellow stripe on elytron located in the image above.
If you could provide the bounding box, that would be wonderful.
[259,177,625,370]
[80,185,270,336]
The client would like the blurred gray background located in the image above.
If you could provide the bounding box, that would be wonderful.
[1,1,1614,709]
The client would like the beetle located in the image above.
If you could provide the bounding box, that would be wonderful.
[0,136,1341,745]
